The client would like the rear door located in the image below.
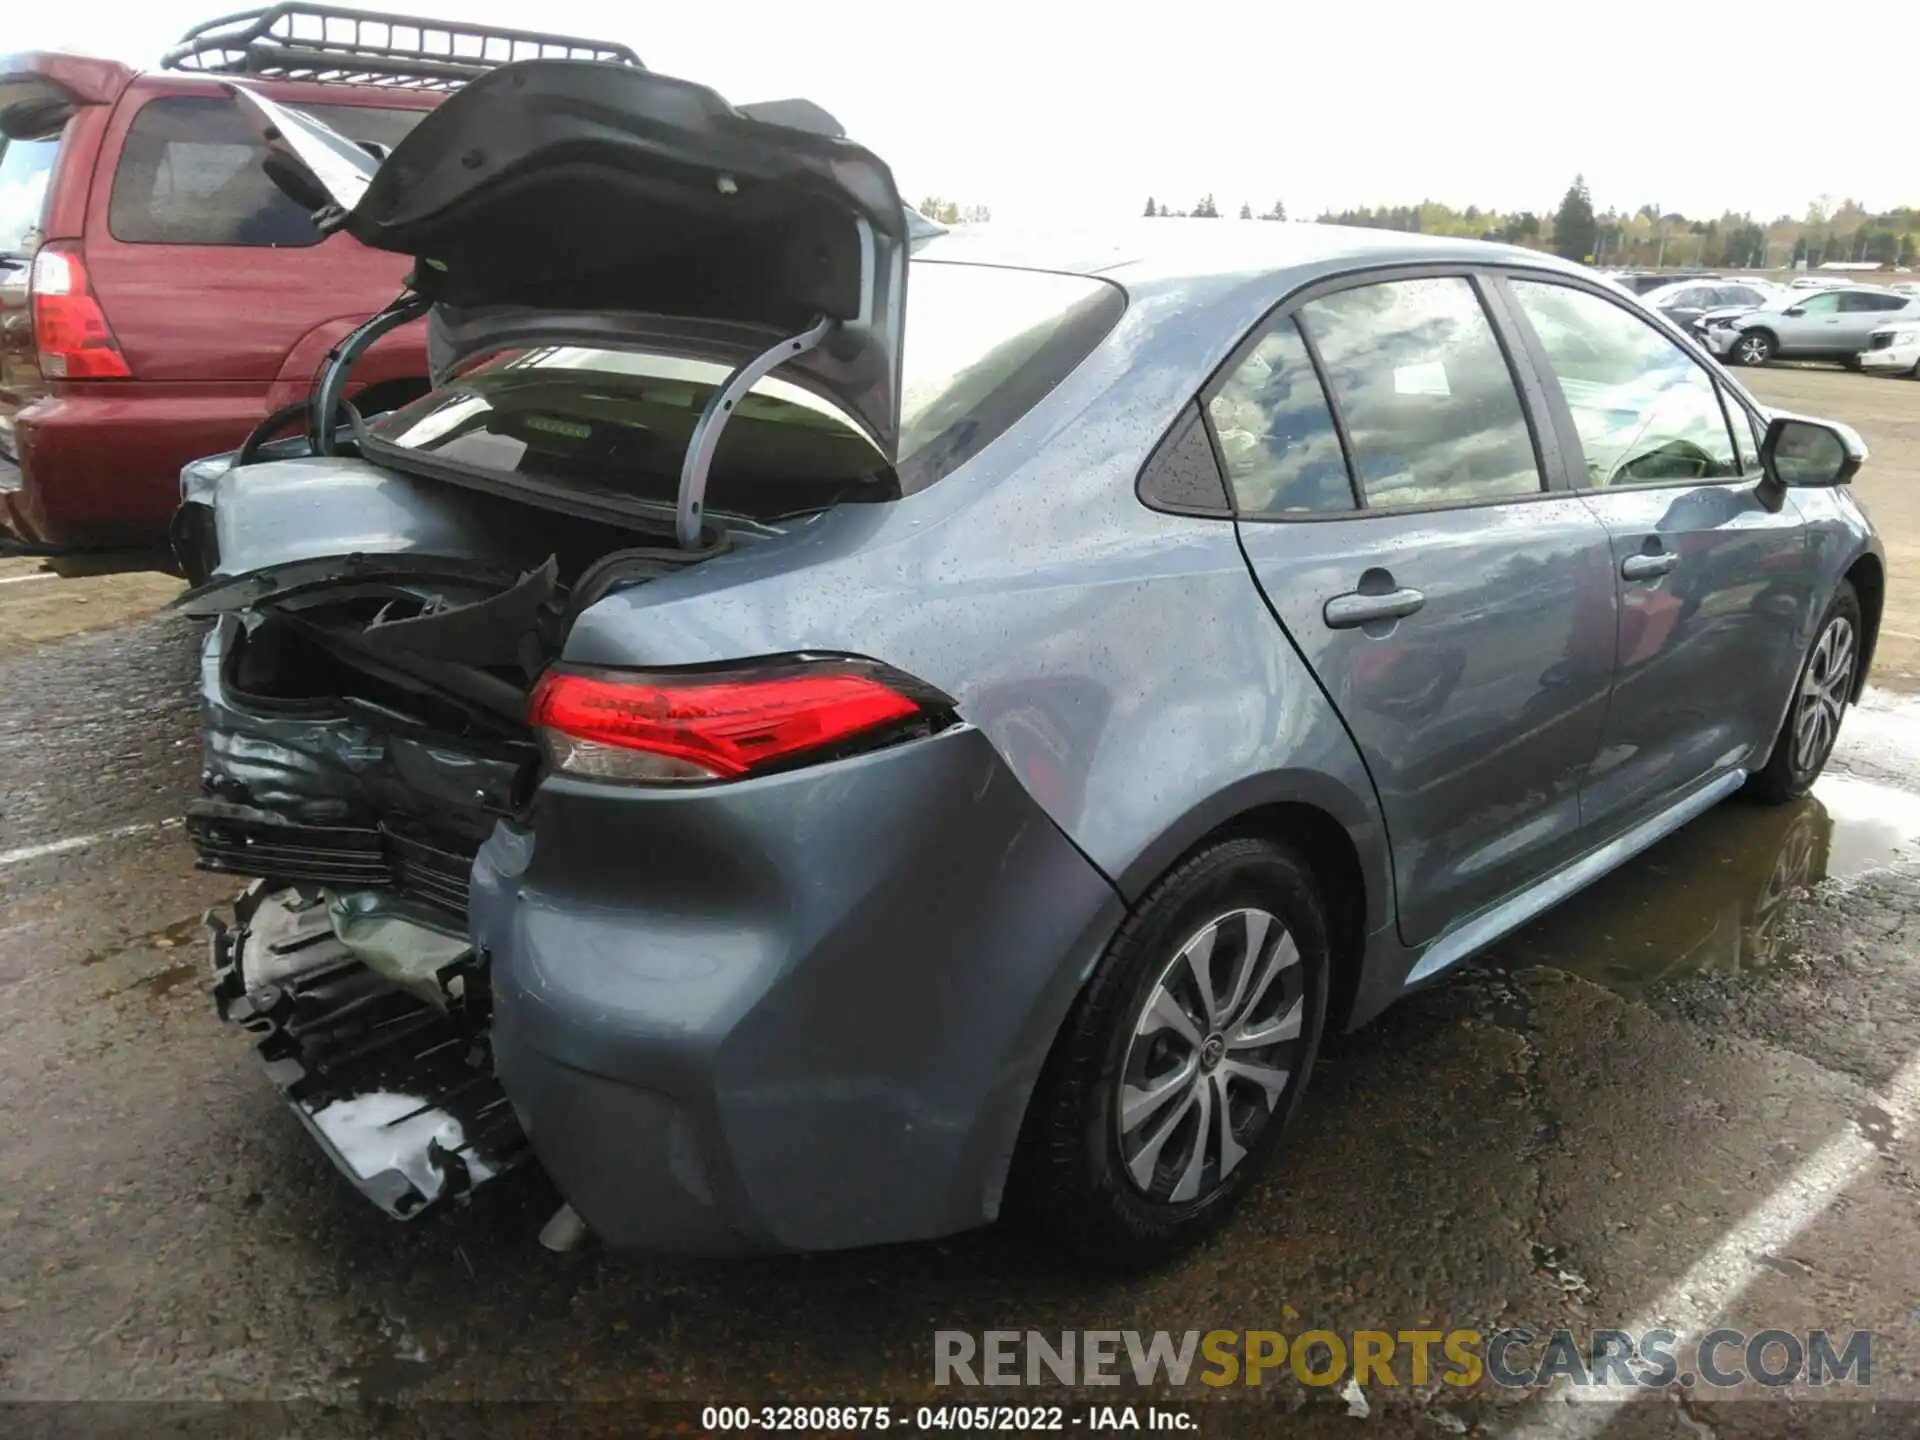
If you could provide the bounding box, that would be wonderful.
[1497,274,1813,833]
[80,87,425,382]
[1226,271,1618,945]
[1838,290,1911,348]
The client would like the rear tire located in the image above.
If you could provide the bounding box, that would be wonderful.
[1732,330,1776,367]
[1013,836,1330,1270]
[1747,581,1862,804]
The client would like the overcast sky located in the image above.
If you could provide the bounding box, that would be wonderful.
[14,0,1910,224]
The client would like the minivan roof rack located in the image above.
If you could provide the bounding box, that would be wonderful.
[161,4,642,91]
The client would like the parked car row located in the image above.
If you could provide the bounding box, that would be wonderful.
[1697,287,1920,372]
[1599,269,1920,377]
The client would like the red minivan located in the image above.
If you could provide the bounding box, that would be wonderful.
[0,6,638,549]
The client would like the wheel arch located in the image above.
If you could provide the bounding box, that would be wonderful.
[1110,772,1390,1034]
[1846,550,1884,702]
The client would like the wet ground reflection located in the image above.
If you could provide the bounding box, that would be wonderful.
[1488,775,1920,1001]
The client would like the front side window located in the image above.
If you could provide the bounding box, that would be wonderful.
[369,263,1126,519]
[1206,315,1353,516]
[1508,278,1738,488]
[1792,291,1841,315]
[1296,276,1541,510]
[110,96,424,246]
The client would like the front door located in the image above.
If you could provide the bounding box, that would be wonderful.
[1220,273,1618,944]
[1770,289,1845,356]
[1499,276,1813,833]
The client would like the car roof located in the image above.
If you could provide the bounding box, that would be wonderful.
[910,218,1594,291]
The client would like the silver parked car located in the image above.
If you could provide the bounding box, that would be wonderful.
[176,60,1885,1266]
[1708,286,1920,365]
[1640,277,1780,332]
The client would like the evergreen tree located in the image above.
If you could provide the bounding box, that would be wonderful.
[1553,175,1597,262]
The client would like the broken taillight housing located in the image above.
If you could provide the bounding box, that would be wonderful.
[30,244,131,379]
[528,658,953,784]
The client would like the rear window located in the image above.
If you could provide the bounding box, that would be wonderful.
[0,136,59,257]
[365,263,1126,522]
[108,95,425,247]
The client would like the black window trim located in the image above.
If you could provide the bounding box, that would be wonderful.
[1489,268,1763,495]
[1134,398,1234,518]
[1195,261,1570,524]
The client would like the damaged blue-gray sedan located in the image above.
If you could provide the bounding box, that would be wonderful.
[176,55,1884,1267]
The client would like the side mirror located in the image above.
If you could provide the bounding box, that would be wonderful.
[1784,306,1805,317]
[1760,415,1865,489]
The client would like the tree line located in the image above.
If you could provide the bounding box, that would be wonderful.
[1137,178,1919,270]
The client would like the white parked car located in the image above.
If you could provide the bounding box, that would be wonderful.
[1859,319,1920,378]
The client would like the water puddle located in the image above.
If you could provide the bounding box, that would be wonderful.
[1489,775,1920,1002]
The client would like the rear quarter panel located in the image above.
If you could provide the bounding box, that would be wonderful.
[561,268,1394,937]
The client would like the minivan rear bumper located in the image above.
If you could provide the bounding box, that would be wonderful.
[2,384,269,547]
[475,727,1124,1253]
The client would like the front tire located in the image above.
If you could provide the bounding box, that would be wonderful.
[1748,581,1862,803]
[1014,836,1330,1269]
[1732,330,1776,367]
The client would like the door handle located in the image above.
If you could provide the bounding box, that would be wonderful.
[1324,587,1426,629]
[1621,552,1679,581]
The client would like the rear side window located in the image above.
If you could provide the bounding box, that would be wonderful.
[0,137,60,257]
[108,96,424,247]
[1206,315,1353,516]
[1841,291,1906,313]
[1297,277,1542,511]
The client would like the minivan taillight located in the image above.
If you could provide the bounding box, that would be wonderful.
[529,659,951,784]
[30,244,130,379]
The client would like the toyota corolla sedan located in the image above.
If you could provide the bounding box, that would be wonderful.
[175,59,1884,1268]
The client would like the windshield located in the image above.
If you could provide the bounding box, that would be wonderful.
[366,263,1126,524]
[0,135,59,258]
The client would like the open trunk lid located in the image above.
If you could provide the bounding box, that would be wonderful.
[231,59,910,459]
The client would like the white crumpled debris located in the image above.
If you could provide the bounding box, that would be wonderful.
[309,1092,490,1201]
[1342,1376,1370,1418]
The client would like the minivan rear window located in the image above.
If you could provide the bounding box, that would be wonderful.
[0,136,60,257]
[108,96,425,247]
[365,263,1126,522]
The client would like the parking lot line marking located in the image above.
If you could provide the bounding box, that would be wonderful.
[1502,1046,1920,1435]
[0,818,180,869]
[0,570,55,585]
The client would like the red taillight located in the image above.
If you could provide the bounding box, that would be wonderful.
[30,244,131,379]
[529,660,942,784]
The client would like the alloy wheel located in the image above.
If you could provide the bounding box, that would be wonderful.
[1115,907,1306,1204]
[1735,335,1771,366]
[1793,615,1855,774]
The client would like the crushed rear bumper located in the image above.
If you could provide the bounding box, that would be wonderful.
[208,880,529,1218]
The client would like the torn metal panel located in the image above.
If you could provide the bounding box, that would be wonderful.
[326,888,470,1009]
